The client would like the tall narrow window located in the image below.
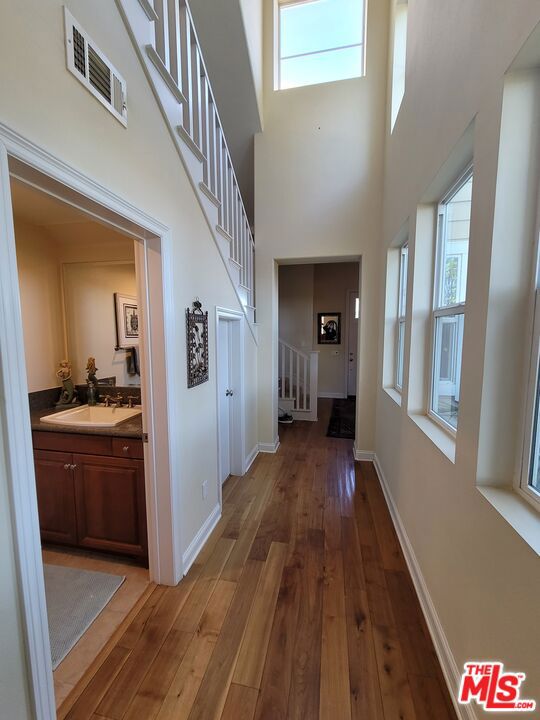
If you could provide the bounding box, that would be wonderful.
[520,246,540,509]
[430,169,473,431]
[395,243,408,391]
[277,0,366,91]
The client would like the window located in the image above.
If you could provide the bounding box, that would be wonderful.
[520,244,540,509]
[429,169,473,432]
[395,243,408,391]
[277,0,365,90]
[390,0,408,130]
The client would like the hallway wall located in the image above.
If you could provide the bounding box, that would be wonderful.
[279,263,360,398]
[377,0,540,706]
[255,0,389,451]
[0,0,259,711]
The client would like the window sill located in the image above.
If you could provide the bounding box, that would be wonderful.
[383,386,402,407]
[477,485,540,557]
[409,412,456,463]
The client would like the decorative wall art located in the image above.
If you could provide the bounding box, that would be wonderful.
[114,293,139,348]
[317,312,341,344]
[186,299,209,388]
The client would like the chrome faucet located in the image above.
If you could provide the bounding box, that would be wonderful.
[111,393,124,408]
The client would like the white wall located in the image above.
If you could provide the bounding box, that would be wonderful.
[378,0,540,707]
[239,0,263,122]
[0,0,259,710]
[256,0,389,450]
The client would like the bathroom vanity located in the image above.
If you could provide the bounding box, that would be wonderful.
[31,406,147,564]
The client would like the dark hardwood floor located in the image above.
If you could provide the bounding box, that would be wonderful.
[60,399,457,720]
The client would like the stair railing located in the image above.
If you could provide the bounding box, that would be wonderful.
[278,339,319,413]
[140,0,255,309]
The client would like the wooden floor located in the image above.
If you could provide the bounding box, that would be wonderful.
[60,400,457,720]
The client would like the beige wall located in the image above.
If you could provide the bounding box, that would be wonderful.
[14,220,65,392]
[279,262,359,397]
[63,261,137,386]
[378,0,540,706]
[15,216,137,390]
[0,0,259,710]
[278,264,314,350]
[255,0,389,449]
[313,263,359,397]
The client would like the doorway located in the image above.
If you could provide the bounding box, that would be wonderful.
[0,135,181,720]
[215,308,245,502]
[347,289,360,396]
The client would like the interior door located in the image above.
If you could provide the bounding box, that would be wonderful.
[347,290,359,396]
[218,319,232,484]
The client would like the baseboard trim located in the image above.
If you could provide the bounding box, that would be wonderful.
[182,503,221,575]
[353,444,375,461]
[318,391,347,399]
[372,455,477,720]
[258,439,280,454]
[244,445,259,474]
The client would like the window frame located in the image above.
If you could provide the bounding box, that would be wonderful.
[276,0,367,91]
[517,218,540,511]
[395,242,408,392]
[427,165,473,435]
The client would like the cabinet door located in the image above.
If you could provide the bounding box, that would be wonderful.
[34,449,77,546]
[73,454,147,558]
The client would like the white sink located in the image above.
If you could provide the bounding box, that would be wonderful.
[40,404,142,428]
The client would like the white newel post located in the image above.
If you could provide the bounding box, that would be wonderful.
[309,351,319,421]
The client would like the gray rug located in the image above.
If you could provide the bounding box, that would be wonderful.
[44,564,125,669]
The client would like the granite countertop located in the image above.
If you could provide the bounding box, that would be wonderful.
[30,406,144,439]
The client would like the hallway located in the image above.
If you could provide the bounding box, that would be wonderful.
[60,400,456,720]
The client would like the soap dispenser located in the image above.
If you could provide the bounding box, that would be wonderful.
[87,381,97,406]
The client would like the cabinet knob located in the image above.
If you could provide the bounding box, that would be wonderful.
[123,446,129,454]
[64,464,70,471]
[70,464,77,470]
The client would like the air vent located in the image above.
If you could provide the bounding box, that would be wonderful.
[64,8,127,127]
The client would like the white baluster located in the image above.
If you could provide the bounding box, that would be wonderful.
[190,43,202,149]
[167,0,181,86]
[281,344,285,399]
[179,5,193,135]
[200,74,209,184]
[303,356,308,410]
[154,0,170,70]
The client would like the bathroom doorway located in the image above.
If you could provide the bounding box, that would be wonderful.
[0,138,180,720]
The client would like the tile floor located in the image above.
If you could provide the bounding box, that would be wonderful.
[42,548,150,710]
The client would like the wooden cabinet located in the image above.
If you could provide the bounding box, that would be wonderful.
[33,433,147,562]
[34,449,78,546]
[74,454,147,557]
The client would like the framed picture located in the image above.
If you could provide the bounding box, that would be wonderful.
[114,293,139,348]
[186,300,209,388]
[317,312,341,344]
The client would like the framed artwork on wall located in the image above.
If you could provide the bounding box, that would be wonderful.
[114,293,139,348]
[317,312,341,344]
[186,299,209,388]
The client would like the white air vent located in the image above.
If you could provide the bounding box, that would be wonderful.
[64,8,127,126]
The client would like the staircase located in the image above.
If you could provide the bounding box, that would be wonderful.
[278,340,319,422]
[116,0,255,322]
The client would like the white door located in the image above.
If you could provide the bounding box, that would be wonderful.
[217,319,232,484]
[347,290,359,396]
